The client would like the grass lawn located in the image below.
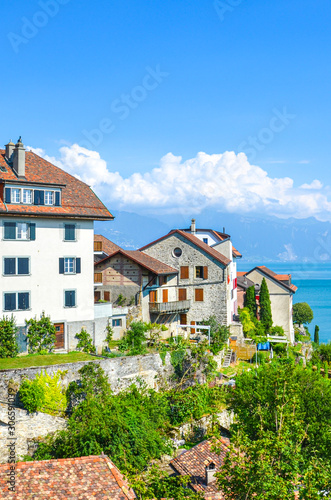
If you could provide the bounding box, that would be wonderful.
[0,351,96,370]
[219,359,256,378]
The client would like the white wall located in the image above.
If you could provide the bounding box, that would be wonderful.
[0,217,94,326]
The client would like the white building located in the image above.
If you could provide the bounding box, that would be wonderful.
[0,138,113,352]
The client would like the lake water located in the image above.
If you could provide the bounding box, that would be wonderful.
[237,262,331,344]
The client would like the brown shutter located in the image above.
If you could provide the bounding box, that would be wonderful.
[104,291,110,302]
[94,241,102,252]
[180,266,189,279]
[94,272,103,283]
[190,321,196,334]
[195,288,204,302]
[94,291,101,303]
[149,290,157,303]
[162,289,168,303]
[180,314,187,325]
[203,266,208,279]
[178,288,187,301]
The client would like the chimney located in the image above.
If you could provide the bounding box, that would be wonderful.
[191,218,196,235]
[223,227,225,234]
[13,137,25,178]
[5,140,15,163]
[205,462,216,485]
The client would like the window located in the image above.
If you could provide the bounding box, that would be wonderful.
[94,272,103,283]
[4,257,29,275]
[203,238,208,244]
[180,266,189,279]
[64,290,76,308]
[64,224,76,241]
[195,266,208,279]
[11,189,20,204]
[94,241,102,252]
[159,275,167,286]
[178,288,187,301]
[173,247,182,257]
[112,319,122,327]
[195,288,204,302]
[4,292,30,311]
[22,189,33,204]
[3,222,35,241]
[45,191,54,205]
[59,257,81,274]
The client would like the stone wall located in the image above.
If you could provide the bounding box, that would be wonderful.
[0,353,174,404]
[170,410,233,442]
[0,403,66,463]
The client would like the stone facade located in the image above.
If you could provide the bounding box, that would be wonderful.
[0,403,66,463]
[142,233,230,326]
[0,353,174,404]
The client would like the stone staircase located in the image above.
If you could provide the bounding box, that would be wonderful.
[223,348,232,368]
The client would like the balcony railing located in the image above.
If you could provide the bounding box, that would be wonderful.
[149,300,191,314]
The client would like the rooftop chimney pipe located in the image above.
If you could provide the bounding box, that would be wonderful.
[191,218,196,235]
[5,140,15,163]
[205,462,216,485]
[13,136,25,178]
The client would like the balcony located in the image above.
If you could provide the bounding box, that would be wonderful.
[149,300,191,314]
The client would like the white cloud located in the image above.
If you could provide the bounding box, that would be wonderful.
[28,144,331,221]
[300,180,323,190]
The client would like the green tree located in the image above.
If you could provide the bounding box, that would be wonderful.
[118,321,149,355]
[314,325,319,345]
[0,316,18,358]
[75,328,96,354]
[26,313,56,353]
[244,285,257,318]
[19,370,67,415]
[200,316,229,354]
[293,302,313,326]
[259,278,272,331]
[238,307,256,337]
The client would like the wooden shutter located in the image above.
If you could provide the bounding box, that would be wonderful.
[203,266,208,279]
[94,272,102,283]
[104,291,110,302]
[190,321,196,334]
[162,289,168,303]
[94,291,101,303]
[75,258,81,274]
[29,223,36,241]
[94,241,102,252]
[149,290,157,303]
[180,314,187,325]
[180,266,189,279]
[59,258,64,274]
[55,192,61,206]
[195,288,204,302]
[178,288,187,301]
[5,188,11,203]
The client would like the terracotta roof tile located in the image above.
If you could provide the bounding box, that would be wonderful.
[140,230,231,267]
[0,150,113,220]
[170,438,229,499]
[248,266,297,294]
[0,455,136,499]
[94,234,122,255]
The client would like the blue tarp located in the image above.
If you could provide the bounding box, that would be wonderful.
[257,342,271,351]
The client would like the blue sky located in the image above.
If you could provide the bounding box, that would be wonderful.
[1,0,331,219]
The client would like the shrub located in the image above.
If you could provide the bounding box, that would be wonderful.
[200,316,229,354]
[19,370,67,415]
[26,313,56,354]
[75,328,96,354]
[293,302,313,325]
[117,294,126,306]
[0,316,18,358]
[118,321,149,355]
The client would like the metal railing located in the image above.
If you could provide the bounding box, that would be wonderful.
[149,300,191,314]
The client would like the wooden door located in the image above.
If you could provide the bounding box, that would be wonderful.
[104,291,110,302]
[54,323,64,349]
[94,291,101,303]
[149,290,157,303]
[180,314,187,325]
[162,289,168,303]
[178,288,187,301]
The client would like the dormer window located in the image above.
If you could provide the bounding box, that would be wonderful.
[22,189,33,204]
[11,188,20,204]
[45,191,54,205]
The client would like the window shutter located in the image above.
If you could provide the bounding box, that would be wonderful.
[55,192,60,206]
[5,188,11,203]
[195,289,204,302]
[29,223,36,241]
[180,266,189,279]
[39,190,45,205]
[75,258,81,274]
[203,266,208,279]
[4,258,16,275]
[4,222,16,240]
[65,224,75,241]
[5,293,16,311]
[34,190,40,205]
[18,258,29,275]
[18,292,29,310]
[162,289,168,303]
[178,288,187,301]
[59,258,64,274]
[104,291,110,302]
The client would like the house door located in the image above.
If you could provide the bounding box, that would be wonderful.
[54,323,65,349]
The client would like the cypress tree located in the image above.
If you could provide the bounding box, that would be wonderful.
[245,285,257,318]
[314,325,320,345]
[259,278,273,332]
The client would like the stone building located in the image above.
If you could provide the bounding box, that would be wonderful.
[139,229,237,328]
